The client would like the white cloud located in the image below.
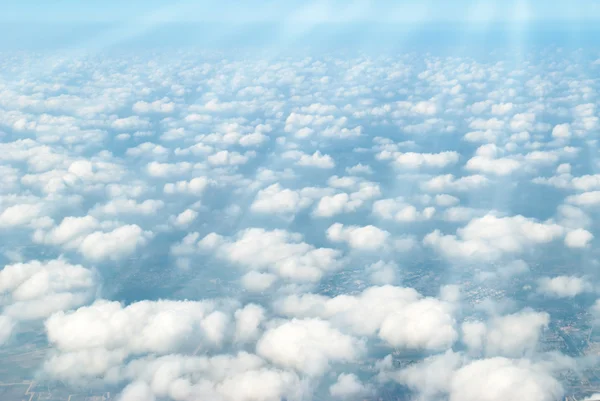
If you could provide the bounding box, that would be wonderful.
[425,214,565,262]
[390,350,463,399]
[552,123,571,139]
[240,271,278,292]
[251,184,319,216]
[164,177,212,195]
[462,309,549,357]
[366,261,397,285]
[329,373,372,399]
[450,357,563,401]
[234,304,266,344]
[376,150,459,169]
[373,198,435,222]
[91,198,164,216]
[345,163,373,175]
[491,102,513,115]
[195,228,343,282]
[537,276,592,298]
[172,208,198,227]
[132,99,175,114]
[113,352,303,401]
[45,298,236,372]
[208,150,253,166]
[116,381,156,401]
[126,142,169,157]
[274,285,457,351]
[313,182,380,218]
[282,150,335,168]
[564,228,593,248]
[421,174,489,193]
[326,223,390,251]
[0,203,44,228]
[0,259,98,320]
[566,191,600,207]
[465,144,522,176]
[112,116,150,130]
[256,318,365,376]
[78,225,152,262]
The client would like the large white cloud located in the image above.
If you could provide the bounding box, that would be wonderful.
[114,352,304,401]
[537,276,592,298]
[186,228,343,282]
[326,223,391,251]
[424,214,565,262]
[274,285,458,350]
[461,309,550,357]
[449,357,564,401]
[256,318,365,376]
[45,299,236,368]
[0,259,98,320]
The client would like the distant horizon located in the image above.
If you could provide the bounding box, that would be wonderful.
[3,21,600,52]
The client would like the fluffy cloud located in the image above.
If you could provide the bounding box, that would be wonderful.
[425,214,565,262]
[537,276,592,298]
[78,225,152,261]
[0,259,98,320]
[461,310,550,357]
[115,352,304,401]
[171,208,198,227]
[256,318,365,376]
[326,223,390,251]
[274,285,457,350]
[373,198,435,222]
[421,174,489,193]
[191,228,343,282]
[449,357,563,401]
[250,184,321,216]
[376,150,459,169]
[282,150,335,168]
[234,304,266,344]
[329,373,372,399]
[44,298,238,381]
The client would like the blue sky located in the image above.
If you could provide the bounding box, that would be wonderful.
[4,0,600,23]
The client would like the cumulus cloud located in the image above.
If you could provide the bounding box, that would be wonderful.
[537,276,592,298]
[114,352,304,401]
[250,184,323,216]
[421,174,489,193]
[329,373,372,399]
[0,259,98,320]
[274,285,458,351]
[462,309,550,357]
[425,214,565,262]
[450,357,563,401]
[373,198,435,222]
[326,223,390,251]
[44,299,239,381]
[191,228,343,282]
[0,44,597,401]
[376,150,459,169]
[256,318,365,376]
[282,150,335,168]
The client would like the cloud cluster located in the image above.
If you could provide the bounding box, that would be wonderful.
[0,48,598,401]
